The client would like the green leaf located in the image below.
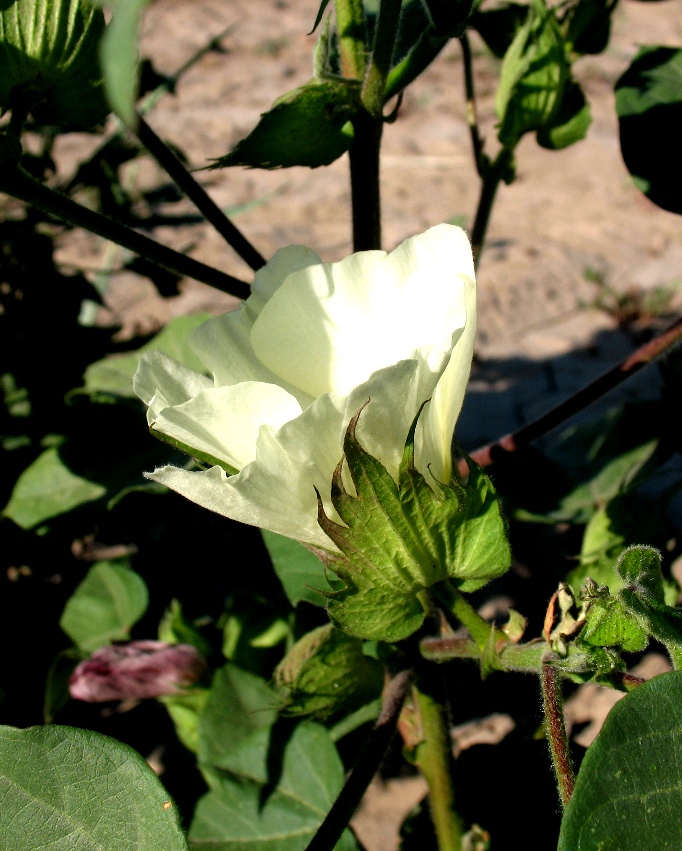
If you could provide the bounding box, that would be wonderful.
[616,545,666,603]
[616,46,682,215]
[189,721,357,851]
[495,0,570,148]
[3,446,106,529]
[92,0,149,126]
[318,408,510,642]
[0,0,109,128]
[558,671,682,850]
[470,2,529,59]
[262,529,332,607]
[160,690,209,755]
[580,592,648,653]
[537,79,591,149]
[212,78,359,170]
[197,665,279,771]
[275,624,384,723]
[59,560,149,652]
[0,724,188,850]
[83,312,211,400]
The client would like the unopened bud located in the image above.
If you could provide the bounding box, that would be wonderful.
[69,641,206,702]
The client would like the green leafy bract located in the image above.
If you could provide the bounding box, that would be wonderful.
[537,79,591,150]
[616,46,682,215]
[495,0,570,148]
[0,725,188,850]
[0,0,109,128]
[59,560,149,652]
[317,408,511,642]
[558,671,682,850]
[189,721,357,851]
[275,624,384,722]
[212,78,359,170]
[470,2,529,59]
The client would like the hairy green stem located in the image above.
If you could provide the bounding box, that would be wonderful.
[334,0,366,79]
[0,165,250,298]
[432,583,500,651]
[361,0,402,116]
[304,669,413,851]
[540,661,575,809]
[135,114,265,270]
[413,679,464,851]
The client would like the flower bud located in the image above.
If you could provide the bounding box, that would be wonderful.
[69,641,206,702]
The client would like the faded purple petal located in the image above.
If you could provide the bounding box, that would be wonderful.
[69,640,206,702]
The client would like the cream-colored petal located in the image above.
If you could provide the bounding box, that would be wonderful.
[244,244,322,324]
[190,306,315,409]
[416,272,477,483]
[133,351,211,425]
[250,224,471,399]
[152,381,302,472]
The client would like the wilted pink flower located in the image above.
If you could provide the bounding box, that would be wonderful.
[69,640,206,702]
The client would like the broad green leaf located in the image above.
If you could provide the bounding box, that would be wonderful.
[275,624,384,722]
[92,0,150,126]
[59,560,148,652]
[262,529,332,607]
[0,724,188,850]
[212,79,358,170]
[3,446,106,529]
[189,721,357,851]
[197,664,278,771]
[495,0,570,148]
[318,410,510,642]
[537,79,591,149]
[558,672,682,850]
[0,0,109,128]
[83,312,211,399]
[616,46,682,215]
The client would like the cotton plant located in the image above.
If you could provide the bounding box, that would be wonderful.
[133,224,510,641]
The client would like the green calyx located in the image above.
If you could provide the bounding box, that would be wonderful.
[316,404,511,643]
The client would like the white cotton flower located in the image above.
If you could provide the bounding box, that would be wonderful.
[133,223,476,550]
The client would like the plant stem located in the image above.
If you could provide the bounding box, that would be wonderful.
[540,661,575,809]
[334,0,366,79]
[413,678,464,851]
[470,146,514,267]
[361,0,402,117]
[304,669,413,851]
[432,583,499,651]
[347,0,402,252]
[463,313,682,473]
[0,165,250,298]
[349,111,382,251]
[459,32,485,178]
[134,114,265,271]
